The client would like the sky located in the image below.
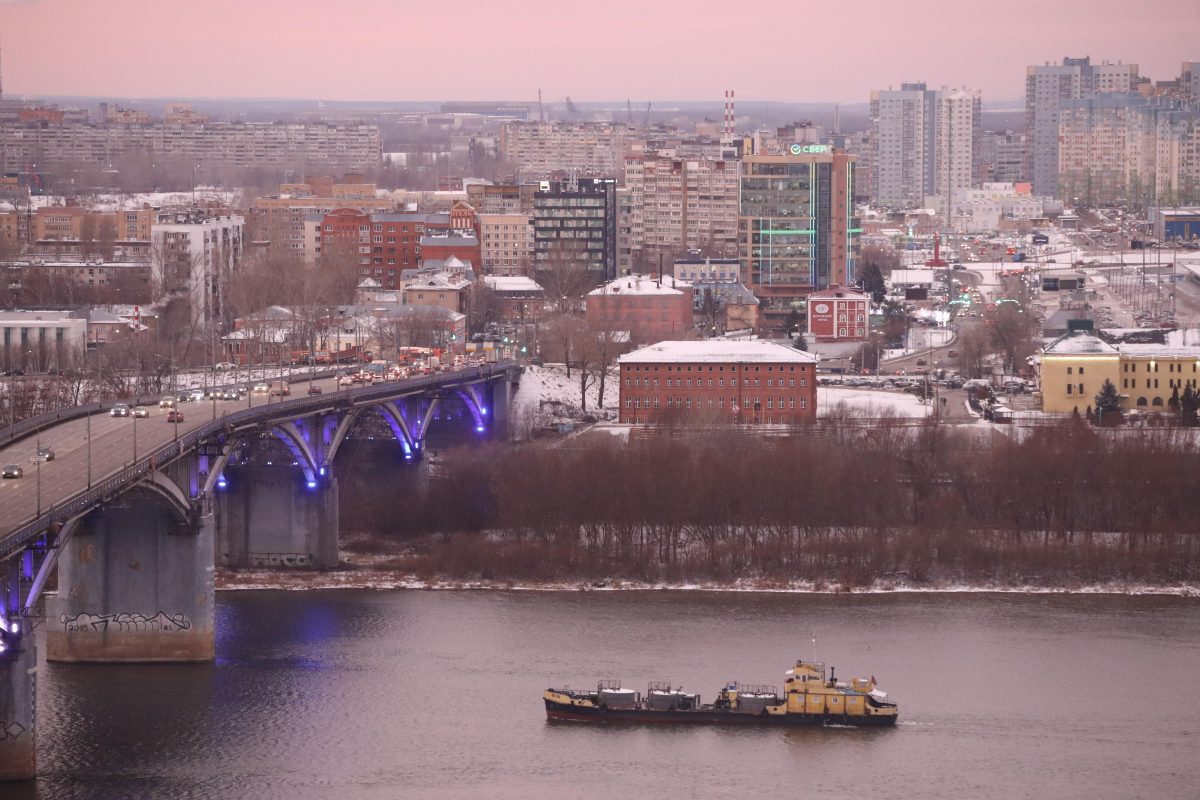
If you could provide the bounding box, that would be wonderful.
[1,0,1197,104]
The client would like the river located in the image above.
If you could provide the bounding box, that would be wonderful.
[15,590,1200,799]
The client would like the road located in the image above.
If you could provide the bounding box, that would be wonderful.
[0,374,344,536]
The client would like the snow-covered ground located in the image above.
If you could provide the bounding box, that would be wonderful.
[512,364,618,430]
[819,386,931,418]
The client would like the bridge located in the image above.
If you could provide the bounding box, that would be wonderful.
[0,360,520,780]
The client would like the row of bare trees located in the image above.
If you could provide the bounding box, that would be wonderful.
[340,417,1200,586]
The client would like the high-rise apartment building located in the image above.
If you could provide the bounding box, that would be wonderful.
[499,122,629,181]
[533,177,618,281]
[870,83,936,207]
[738,150,859,333]
[623,155,740,268]
[1024,57,1138,197]
[870,83,980,209]
[933,88,982,215]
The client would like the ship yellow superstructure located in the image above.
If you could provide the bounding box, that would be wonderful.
[782,661,898,722]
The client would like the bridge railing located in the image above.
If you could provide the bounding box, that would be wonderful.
[0,361,518,559]
[0,367,344,450]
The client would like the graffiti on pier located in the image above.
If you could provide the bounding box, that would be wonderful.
[60,612,193,633]
[0,721,28,740]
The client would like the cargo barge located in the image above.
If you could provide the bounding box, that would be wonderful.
[544,660,897,727]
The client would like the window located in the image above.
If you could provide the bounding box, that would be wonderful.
[1067,367,1073,375]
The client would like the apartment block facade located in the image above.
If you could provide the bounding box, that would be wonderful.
[500,122,629,180]
[1025,57,1138,197]
[150,212,244,324]
[0,121,382,172]
[623,155,740,268]
[478,213,533,276]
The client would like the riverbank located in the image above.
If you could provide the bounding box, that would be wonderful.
[214,547,1200,596]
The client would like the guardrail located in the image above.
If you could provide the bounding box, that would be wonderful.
[0,361,517,558]
[0,367,343,451]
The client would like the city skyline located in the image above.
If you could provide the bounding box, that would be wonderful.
[1,0,1197,104]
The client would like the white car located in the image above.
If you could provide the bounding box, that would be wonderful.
[109,403,130,417]
[214,362,237,371]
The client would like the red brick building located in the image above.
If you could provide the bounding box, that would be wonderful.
[587,274,694,346]
[806,286,870,342]
[317,209,451,289]
[618,339,819,425]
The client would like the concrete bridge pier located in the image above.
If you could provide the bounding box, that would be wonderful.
[46,501,215,663]
[216,465,339,569]
[489,371,514,439]
[0,632,36,781]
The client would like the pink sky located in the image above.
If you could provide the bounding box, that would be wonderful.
[1,0,1197,103]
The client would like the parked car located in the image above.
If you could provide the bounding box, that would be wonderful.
[109,403,130,417]
[132,407,149,418]
[166,410,185,423]
[2,464,23,479]
[32,445,54,462]
[1,368,25,376]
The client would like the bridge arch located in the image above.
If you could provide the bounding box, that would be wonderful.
[453,386,487,432]
[132,471,193,522]
[270,422,318,484]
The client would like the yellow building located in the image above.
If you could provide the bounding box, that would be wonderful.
[1117,346,1200,412]
[1040,329,1200,414]
[1039,331,1121,414]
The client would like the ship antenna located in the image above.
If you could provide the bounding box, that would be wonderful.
[812,630,817,664]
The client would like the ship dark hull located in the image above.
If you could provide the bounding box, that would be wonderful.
[544,698,897,727]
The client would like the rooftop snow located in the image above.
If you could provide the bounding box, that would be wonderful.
[483,276,542,292]
[590,275,690,296]
[620,339,818,365]
[1043,332,1119,355]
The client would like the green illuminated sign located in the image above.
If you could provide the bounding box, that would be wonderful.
[789,144,830,155]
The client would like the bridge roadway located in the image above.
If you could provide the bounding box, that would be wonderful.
[0,361,517,560]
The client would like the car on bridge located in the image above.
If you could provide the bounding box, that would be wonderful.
[268,381,291,397]
[166,410,185,423]
[252,382,270,394]
[2,464,22,479]
[32,445,54,462]
[307,385,323,395]
[109,403,131,417]
[132,407,149,418]
[159,397,177,409]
